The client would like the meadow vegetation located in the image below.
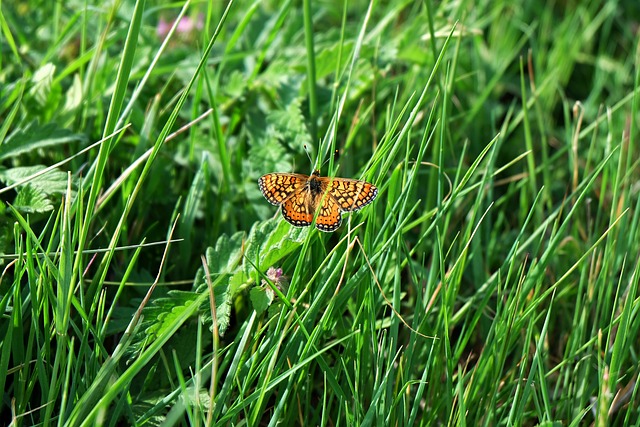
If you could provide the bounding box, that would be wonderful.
[1,0,639,425]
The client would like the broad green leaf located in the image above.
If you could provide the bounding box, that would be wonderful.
[250,286,273,314]
[0,165,75,196]
[0,121,87,161]
[12,184,54,213]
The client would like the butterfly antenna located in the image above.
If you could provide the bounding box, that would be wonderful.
[318,148,339,172]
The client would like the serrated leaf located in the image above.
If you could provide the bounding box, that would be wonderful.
[191,232,245,335]
[12,184,54,213]
[0,121,87,161]
[140,217,301,343]
[223,70,247,99]
[266,97,311,150]
[204,231,245,277]
[222,218,306,312]
[244,218,307,275]
[141,284,231,342]
[142,290,200,337]
[0,165,75,197]
[192,271,232,335]
[125,289,210,361]
[274,74,304,108]
[248,134,293,175]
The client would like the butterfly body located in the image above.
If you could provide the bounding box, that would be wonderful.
[307,173,325,196]
[258,170,378,232]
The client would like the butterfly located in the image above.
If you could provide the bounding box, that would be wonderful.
[258,170,378,232]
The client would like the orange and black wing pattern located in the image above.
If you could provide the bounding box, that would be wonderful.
[258,171,377,232]
[280,189,315,228]
[327,177,378,212]
[258,173,308,206]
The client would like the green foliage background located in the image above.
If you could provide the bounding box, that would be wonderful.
[1,0,639,425]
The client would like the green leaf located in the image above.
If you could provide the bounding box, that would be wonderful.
[192,275,232,336]
[203,231,246,279]
[223,70,248,99]
[142,290,202,339]
[248,135,293,176]
[62,74,84,113]
[266,97,311,150]
[190,232,245,335]
[250,286,273,314]
[0,121,87,161]
[28,63,57,107]
[244,217,308,275]
[12,184,54,213]
[315,40,354,79]
[0,165,75,196]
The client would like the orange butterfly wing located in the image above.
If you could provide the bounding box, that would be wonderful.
[281,189,315,227]
[315,193,342,232]
[258,173,308,205]
[258,171,377,232]
[328,178,378,212]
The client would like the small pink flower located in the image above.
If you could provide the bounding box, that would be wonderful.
[177,14,203,33]
[266,267,283,282]
[157,14,204,41]
[157,17,171,40]
[262,267,288,294]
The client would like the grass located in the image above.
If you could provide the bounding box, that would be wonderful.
[1,0,639,425]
